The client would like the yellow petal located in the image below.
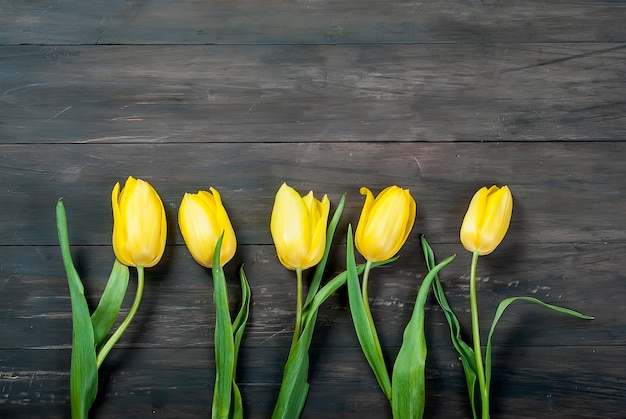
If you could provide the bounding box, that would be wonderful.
[355,187,375,256]
[270,183,330,270]
[356,186,416,262]
[460,186,489,253]
[270,184,308,270]
[208,187,237,266]
[478,186,512,255]
[111,181,133,266]
[460,185,512,255]
[301,194,330,270]
[179,193,218,268]
[178,188,237,268]
[112,177,166,268]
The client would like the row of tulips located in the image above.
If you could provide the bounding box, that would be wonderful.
[56,178,592,419]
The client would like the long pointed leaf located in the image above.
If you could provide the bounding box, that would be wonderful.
[273,257,400,417]
[212,236,236,419]
[422,237,476,368]
[56,200,98,419]
[271,310,317,419]
[91,260,130,349]
[391,254,455,418]
[229,266,251,419]
[304,194,346,308]
[273,195,346,418]
[485,296,593,394]
[232,265,251,366]
[302,257,397,326]
[231,382,243,419]
[346,225,392,400]
[421,236,479,419]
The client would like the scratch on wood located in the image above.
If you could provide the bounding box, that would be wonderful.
[258,327,289,346]
[502,44,626,73]
[47,107,72,121]
[413,156,424,180]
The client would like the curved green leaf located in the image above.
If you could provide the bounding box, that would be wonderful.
[272,194,347,418]
[391,253,455,418]
[304,193,346,308]
[56,200,98,419]
[302,257,397,326]
[485,296,593,395]
[233,265,251,366]
[421,236,478,419]
[346,225,392,400]
[230,266,251,419]
[271,310,316,419]
[91,260,130,349]
[212,236,236,419]
[231,382,243,419]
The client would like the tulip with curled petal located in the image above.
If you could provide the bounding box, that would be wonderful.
[179,188,237,268]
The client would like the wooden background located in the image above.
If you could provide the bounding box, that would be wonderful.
[1,1,625,417]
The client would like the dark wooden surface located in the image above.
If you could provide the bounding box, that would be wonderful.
[1,1,625,417]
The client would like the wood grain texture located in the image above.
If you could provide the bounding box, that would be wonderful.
[0,242,613,417]
[1,142,625,246]
[1,242,605,350]
[1,0,624,417]
[1,0,625,45]
[1,345,617,418]
[1,44,625,143]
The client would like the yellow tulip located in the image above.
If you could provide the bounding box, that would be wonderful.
[270,183,330,270]
[460,185,513,256]
[355,186,416,262]
[178,188,237,267]
[112,176,167,268]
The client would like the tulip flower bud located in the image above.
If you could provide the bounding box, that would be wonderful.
[355,186,417,262]
[460,185,513,256]
[270,183,330,270]
[112,176,167,268]
[178,188,237,267]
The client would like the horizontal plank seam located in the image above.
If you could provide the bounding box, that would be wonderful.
[4,41,626,47]
[2,140,625,146]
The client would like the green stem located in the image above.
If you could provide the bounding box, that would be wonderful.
[469,251,489,419]
[292,267,303,347]
[361,259,390,400]
[361,260,376,334]
[96,265,145,369]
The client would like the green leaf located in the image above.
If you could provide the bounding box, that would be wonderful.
[485,296,593,395]
[422,237,476,368]
[304,193,346,309]
[273,259,398,419]
[302,257,398,326]
[56,200,98,419]
[212,236,236,419]
[271,310,316,419]
[421,236,479,419]
[346,225,392,400]
[229,266,251,419]
[422,236,594,419]
[391,253,455,418]
[91,259,130,350]
[272,194,348,418]
[232,265,251,370]
[231,382,243,419]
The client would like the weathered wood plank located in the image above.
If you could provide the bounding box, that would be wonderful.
[0,345,620,418]
[1,44,625,144]
[1,1,623,418]
[1,142,625,246]
[0,242,605,352]
[1,0,625,45]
